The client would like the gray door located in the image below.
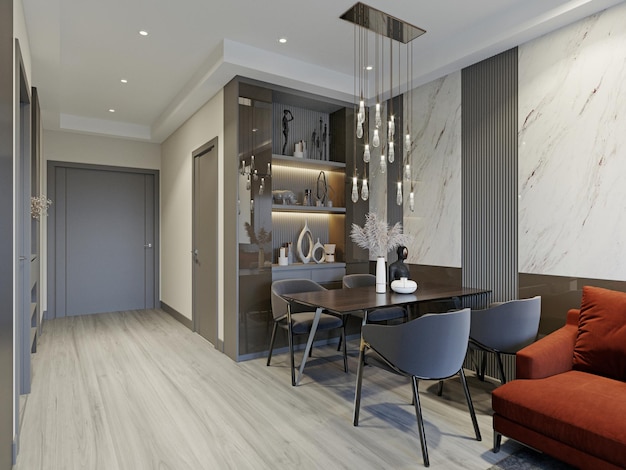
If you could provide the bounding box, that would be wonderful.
[193,139,218,346]
[51,165,157,316]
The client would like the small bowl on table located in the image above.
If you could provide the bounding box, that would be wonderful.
[391,277,418,294]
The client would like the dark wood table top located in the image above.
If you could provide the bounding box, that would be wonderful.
[284,284,491,314]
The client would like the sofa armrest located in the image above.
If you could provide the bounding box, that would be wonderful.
[516,309,579,379]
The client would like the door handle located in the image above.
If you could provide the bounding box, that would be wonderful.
[144,243,153,248]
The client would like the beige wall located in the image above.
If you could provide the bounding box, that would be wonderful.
[160,90,224,339]
[43,130,161,169]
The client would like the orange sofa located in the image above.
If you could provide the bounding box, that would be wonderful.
[491,286,626,470]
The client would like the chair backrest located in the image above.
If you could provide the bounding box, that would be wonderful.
[362,308,471,380]
[470,296,541,353]
[270,279,327,320]
[343,273,375,289]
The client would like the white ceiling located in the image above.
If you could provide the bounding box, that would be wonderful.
[22,0,624,143]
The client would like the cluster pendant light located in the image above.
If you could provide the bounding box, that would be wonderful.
[341,2,425,207]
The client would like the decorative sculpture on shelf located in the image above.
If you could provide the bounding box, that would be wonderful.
[282,109,294,155]
[388,245,410,284]
[316,171,328,206]
[297,220,314,264]
[322,123,327,160]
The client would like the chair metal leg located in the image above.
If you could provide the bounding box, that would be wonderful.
[411,376,429,467]
[288,322,296,386]
[478,350,487,381]
[353,339,366,426]
[436,380,444,397]
[493,429,502,453]
[496,352,507,384]
[266,322,278,366]
[459,368,481,441]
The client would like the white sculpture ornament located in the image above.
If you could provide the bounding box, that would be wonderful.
[297,220,314,264]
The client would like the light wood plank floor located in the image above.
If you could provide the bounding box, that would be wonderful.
[15,309,522,470]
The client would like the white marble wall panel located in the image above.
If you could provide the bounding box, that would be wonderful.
[519,3,626,281]
[403,72,462,267]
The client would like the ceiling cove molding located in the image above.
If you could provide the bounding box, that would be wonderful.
[151,39,356,143]
[60,113,152,141]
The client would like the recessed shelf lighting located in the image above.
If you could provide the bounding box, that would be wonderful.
[278,37,287,44]
[139,30,149,36]
[108,109,116,113]
[120,79,128,84]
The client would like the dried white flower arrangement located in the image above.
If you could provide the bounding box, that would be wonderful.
[30,195,52,220]
[350,212,411,259]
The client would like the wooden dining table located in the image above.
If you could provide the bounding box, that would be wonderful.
[283,283,491,385]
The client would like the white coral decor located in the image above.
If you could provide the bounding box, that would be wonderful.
[30,195,52,220]
[350,212,411,259]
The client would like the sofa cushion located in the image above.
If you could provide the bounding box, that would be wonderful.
[492,370,626,467]
[572,286,626,381]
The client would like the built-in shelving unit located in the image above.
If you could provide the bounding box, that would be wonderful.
[271,146,347,276]
[233,79,352,358]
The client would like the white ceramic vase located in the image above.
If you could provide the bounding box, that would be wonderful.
[376,256,386,293]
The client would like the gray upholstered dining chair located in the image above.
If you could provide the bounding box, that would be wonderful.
[268,279,347,386]
[337,274,408,351]
[469,296,541,384]
[353,308,481,467]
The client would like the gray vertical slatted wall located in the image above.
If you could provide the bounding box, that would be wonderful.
[461,47,518,304]
[461,48,518,380]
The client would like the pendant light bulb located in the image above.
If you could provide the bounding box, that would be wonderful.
[372,128,380,148]
[375,102,382,128]
[380,154,386,174]
[388,142,394,163]
[405,133,411,152]
[351,176,359,203]
[356,121,363,139]
[361,178,369,201]
[388,116,395,139]
[358,99,365,124]
[363,144,370,163]
[396,181,403,206]
[404,164,411,182]
[409,191,415,212]
[259,177,265,195]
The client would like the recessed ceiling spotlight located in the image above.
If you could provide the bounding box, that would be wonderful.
[108,109,116,113]
[139,30,149,36]
[365,65,373,71]
[120,79,128,84]
[278,37,287,44]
